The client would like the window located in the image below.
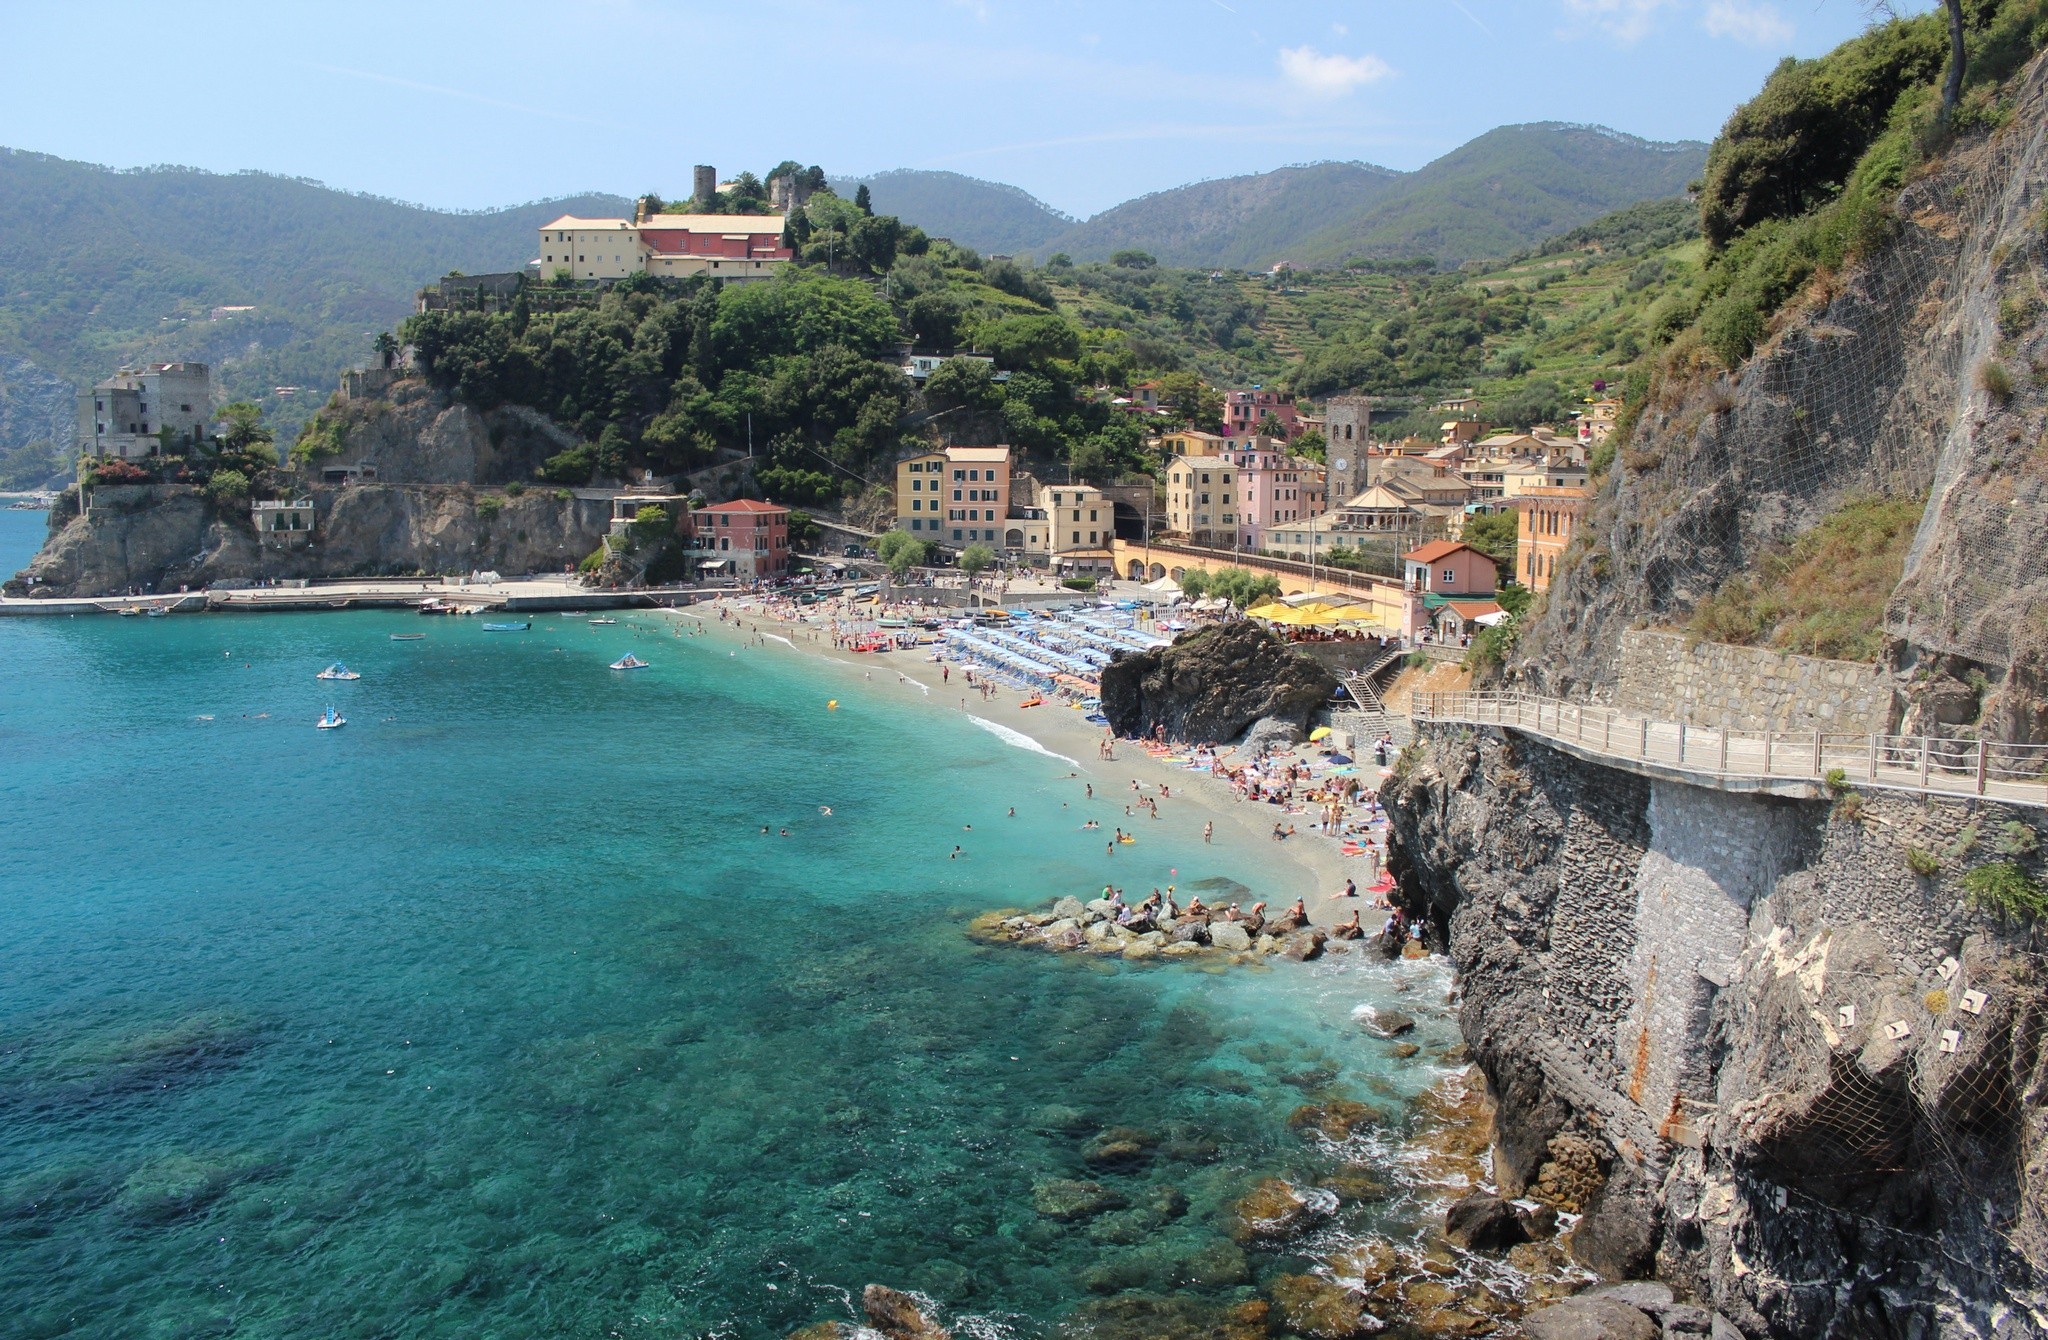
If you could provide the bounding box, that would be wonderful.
[953,469,965,481]
[953,529,963,541]
[953,489,962,501]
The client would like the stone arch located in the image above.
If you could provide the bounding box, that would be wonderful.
[1168,567,1185,581]
[1148,563,1165,580]
[1005,528,1024,548]
[1127,559,1146,580]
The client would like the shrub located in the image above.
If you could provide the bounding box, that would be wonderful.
[1906,847,1941,877]
[1963,860,2048,922]
[1949,822,1981,858]
[1061,576,1097,591]
[1978,359,2015,405]
[1834,790,1865,822]
[475,495,505,520]
[504,480,525,497]
[539,444,597,485]
[553,489,573,502]
[203,468,250,505]
[1998,821,2041,857]
[1824,767,1850,794]
[1925,987,1950,1013]
[577,546,607,573]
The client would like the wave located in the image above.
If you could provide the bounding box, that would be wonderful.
[968,716,1080,767]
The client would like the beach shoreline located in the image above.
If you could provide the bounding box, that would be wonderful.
[654,595,1389,932]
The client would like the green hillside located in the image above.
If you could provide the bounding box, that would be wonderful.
[0,148,627,441]
[832,170,1072,255]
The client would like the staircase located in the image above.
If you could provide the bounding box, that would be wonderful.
[1334,643,1413,748]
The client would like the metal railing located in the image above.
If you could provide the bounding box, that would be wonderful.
[1414,691,2048,810]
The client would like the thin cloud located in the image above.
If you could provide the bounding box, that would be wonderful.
[1558,0,1675,43]
[301,63,624,129]
[1443,0,1494,36]
[1702,0,1794,45]
[1277,46,1395,97]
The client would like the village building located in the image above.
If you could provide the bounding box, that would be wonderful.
[1163,452,1238,547]
[893,444,1015,550]
[1222,389,1301,440]
[1513,485,1593,592]
[536,208,791,283]
[1215,437,1327,550]
[691,499,789,581]
[1322,394,1373,504]
[1577,398,1622,446]
[78,362,214,462]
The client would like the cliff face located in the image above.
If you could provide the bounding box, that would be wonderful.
[7,381,613,597]
[1384,727,2048,1337]
[1100,622,1338,745]
[1516,53,2048,746]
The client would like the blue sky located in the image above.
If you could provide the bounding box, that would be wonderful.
[3,0,1921,218]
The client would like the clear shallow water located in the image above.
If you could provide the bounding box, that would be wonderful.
[0,511,1461,1339]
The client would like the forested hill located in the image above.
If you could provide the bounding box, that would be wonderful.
[0,147,626,433]
[863,124,1705,268]
[831,170,1073,255]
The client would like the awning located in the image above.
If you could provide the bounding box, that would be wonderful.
[698,559,732,571]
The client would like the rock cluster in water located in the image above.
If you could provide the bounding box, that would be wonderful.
[970,895,1354,965]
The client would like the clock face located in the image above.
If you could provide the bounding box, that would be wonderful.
[1333,458,1349,471]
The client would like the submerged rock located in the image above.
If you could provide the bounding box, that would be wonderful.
[862,1285,951,1340]
[1287,1100,1382,1141]
[1083,1126,1159,1169]
[1033,1178,1127,1221]
[1356,1008,1416,1038]
[1208,922,1252,952]
[1268,1273,1374,1339]
[1231,1177,1335,1243]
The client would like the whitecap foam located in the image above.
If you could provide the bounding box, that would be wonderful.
[968,716,1080,767]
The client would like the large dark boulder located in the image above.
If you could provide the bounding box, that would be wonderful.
[1100,621,1338,745]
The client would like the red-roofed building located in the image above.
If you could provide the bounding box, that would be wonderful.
[1401,541,1496,596]
[691,499,790,582]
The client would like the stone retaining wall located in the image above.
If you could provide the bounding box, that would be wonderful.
[1616,629,1895,733]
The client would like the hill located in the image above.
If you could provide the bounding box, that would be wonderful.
[1040,161,1404,270]
[830,169,1072,255]
[0,147,627,446]
[1030,124,1704,269]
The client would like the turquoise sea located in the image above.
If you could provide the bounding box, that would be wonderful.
[0,509,1461,1339]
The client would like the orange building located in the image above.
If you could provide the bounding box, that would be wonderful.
[1512,486,1592,592]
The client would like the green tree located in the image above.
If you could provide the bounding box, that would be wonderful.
[372,331,399,369]
[854,183,873,215]
[876,529,929,580]
[960,543,994,577]
[1461,510,1520,578]
[978,314,1080,370]
[1157,372,1224,433]
[1111,250,1156,269]
[786,509,822,550]
[215,401,273,457]
[1179,568,1210,599]
[204,467,250,506]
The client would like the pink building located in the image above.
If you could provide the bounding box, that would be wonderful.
[1222,439,1327,551]
[1223,390,1301,440]
[692,499,790,582]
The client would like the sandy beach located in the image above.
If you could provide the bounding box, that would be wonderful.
[654,593,1392,932]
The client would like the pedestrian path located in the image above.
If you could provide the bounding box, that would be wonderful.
[1413,691,2048,810]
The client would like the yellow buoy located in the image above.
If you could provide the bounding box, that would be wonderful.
[827,700,839,710]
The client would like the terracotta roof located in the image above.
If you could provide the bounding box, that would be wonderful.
[698,499,788,514]
[1402,540,1482,563]
[947,446,1013,462]
[1443,599,1504,619]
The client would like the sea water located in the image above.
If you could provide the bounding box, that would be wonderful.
[0,511,1461,1339]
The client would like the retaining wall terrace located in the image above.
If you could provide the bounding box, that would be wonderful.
[1615,629,1896,734]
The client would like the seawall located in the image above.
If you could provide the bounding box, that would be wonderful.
[1385,723,2048,1337]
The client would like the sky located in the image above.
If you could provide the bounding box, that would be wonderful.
[2,0,1923,219]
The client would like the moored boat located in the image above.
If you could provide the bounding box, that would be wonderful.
[482,621,530,632]
[316,662,360,681]
[609,654,649,670]
[316,707,346,730]
[389,633,425,641]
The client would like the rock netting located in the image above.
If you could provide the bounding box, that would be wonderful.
[1384,721,2048,1337]
[1098,621,1338,746]
[1615,630,1896,733]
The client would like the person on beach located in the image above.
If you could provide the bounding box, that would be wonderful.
[1332,910,1364,940]
[1342,878,1357,899]
[1203,821,1213,844]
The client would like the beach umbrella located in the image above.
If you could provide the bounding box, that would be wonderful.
[1328,753,1354,764]
[1309,726,1333,742]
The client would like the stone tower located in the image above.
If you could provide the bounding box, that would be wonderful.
[692,165,716,210]
[1324,395,1372,503]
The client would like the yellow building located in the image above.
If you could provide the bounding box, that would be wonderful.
[1513,486,1592,592]
[893,445,1014,551]
[1163,454,1238,546]
[537,213,792,283]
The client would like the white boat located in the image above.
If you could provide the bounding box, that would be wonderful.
[609,654,649,670]
[316,662,360,681]
[144,605,169,618]
[316,707,346,730]
[589,617,619,625]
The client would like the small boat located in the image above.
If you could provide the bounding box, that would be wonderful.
[316,662,361,681]
[316,707,346,730]
[390,633,424,641]
[119,607,141,617]
[145,605,169,618]
[482,621,530,632]
[589,617,618,625]
[609,654,649,670]
[559,612,585,619]
[418,599,455,616]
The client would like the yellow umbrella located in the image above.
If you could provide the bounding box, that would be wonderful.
[1309,726,1333,742]
[1245,601,1299,622]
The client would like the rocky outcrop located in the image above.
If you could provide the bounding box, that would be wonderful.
[299,379,582,486]
[1099,621,1337,745]
[1515,52,2048,744]
[1384,724,2048,1337]
[10,481,610,597]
